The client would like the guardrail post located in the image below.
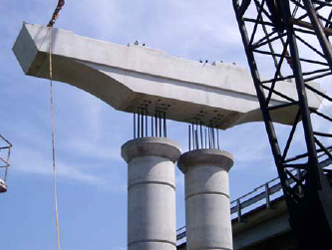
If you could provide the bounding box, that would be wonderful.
[297,169,303,196]
[265,183,271,209]
[237,199,242,222]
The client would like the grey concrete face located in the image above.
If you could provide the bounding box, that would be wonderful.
[178,149,234,250]
[121,137,181,250]
[13,23,323,129]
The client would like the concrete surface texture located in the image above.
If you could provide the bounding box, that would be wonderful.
[178,149,234,250]
[122,137,181,250]
[177,195,298,250]
[13,23,323,129]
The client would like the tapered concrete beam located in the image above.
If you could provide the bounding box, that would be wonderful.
[13,23,322,129]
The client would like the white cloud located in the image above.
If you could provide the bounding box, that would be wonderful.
[9,139,126,192]
[61,137,122,163]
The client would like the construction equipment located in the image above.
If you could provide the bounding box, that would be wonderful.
[233,0,332,249]
[0,134,12,193]
[47,0,65,27]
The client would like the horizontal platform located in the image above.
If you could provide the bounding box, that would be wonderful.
[13,23,322,129]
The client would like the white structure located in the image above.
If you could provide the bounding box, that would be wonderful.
[122,138,181,250]
[178,149,234,250]
[12,23,324,250]
[13,23,322,129]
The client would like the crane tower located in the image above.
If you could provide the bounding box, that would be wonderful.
[233,0,332,248]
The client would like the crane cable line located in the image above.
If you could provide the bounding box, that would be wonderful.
[48,27,62,250]
[45,2,66,249]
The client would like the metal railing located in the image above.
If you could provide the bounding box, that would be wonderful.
[230,176,285,222]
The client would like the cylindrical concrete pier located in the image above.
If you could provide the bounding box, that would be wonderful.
[121,137,181,250]
[178,149,234,250]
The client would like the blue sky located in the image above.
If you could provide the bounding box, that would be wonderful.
[0,0,316,249]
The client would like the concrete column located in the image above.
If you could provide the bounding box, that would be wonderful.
[178,149,234,250]
[121,137,181,250]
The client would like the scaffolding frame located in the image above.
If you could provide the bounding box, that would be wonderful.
[0,134,12,193]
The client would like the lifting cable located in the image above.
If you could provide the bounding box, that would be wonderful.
[49,30,61,250]
[47,1,65,250]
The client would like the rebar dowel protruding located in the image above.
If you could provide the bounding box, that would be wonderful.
[159,111,162,138]
[155,110,158,138]
[188,121,221,151]
[193,125,195,150]
[145,109,148,138]
[132,109,168,139]
[151,114,154,137]
[217,129,220,150]
[164,112,167,138]
[189,124,191,151]
[200,122,204,149]
[138,110,141,138]
[133,113,136,139]
[141,109,144,137]
[208,127,212,149]
[195,124,198,149]
[213,127,215,149]
[205,129,208,149]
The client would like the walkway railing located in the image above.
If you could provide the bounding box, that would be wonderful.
[230,176,284,222]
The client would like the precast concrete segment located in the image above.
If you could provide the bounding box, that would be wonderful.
[178,149,234,250]
[13,23,323,129]
[121,137,181,250]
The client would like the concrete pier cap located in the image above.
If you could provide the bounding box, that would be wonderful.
[121,137,181,250]
[121,137,181,164]
[13,23,323,130]
[178,149,234,173]
[178,149,234,250]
